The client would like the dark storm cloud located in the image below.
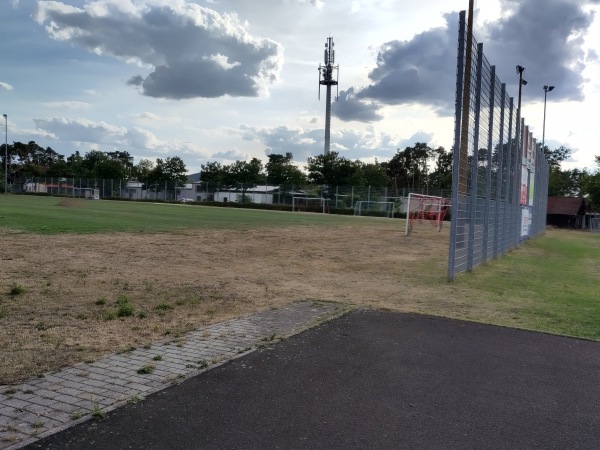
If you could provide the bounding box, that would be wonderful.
[353,0,597,114]
[34,1,283,100]
[332,87,384,123]
[126,75,144,87]
[483,0,597,102]
[356,13,458,115]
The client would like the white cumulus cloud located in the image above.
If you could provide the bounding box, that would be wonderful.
[34,0,284,99]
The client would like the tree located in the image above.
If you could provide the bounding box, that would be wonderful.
[1,141,67,178]
[66,151,86,177]
[306,152,362,186]
[543,145,571,169]
[147,157,188,198]
[200,161,226,185]
[150,157,187,184]
[223,158,264,202]
[132,159,154,180]
[428,146,452,192]
[583,156,600,211]
[360,160,388,188]
[265,153,306,187]
[387,143,434,194]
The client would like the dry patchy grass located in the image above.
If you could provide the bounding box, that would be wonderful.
[0,220,454,384]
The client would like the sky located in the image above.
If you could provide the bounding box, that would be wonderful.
[1,0,600,175]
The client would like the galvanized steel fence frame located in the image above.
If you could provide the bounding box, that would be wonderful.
[448,11,549,281]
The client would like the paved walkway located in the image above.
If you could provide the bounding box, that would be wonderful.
[0,302,344,449]
[20,310,600,449]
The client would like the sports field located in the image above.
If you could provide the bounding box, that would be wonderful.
[1,195,599,384]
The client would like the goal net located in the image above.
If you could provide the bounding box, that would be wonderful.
[353,201,395,218]
[292,197,330,213]
[404,193,449,236]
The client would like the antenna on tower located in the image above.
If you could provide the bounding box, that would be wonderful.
[318,36,339,156]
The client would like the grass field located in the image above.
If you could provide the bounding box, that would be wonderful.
[0,195,357,234]
[1,194,599,384]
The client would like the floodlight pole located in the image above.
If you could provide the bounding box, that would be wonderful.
[515,65,526,165]
[3,114,7,194]
[542,85,555,152]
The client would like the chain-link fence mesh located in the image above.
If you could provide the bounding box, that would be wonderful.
[448,10,549,281]
[12,175,449,215]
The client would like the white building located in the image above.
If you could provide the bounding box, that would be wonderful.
[213,185,278,204]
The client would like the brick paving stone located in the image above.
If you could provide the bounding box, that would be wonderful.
[24,398,57,409]
[52,395,80,406]
[55,387,87,398]
[48,402,81,414]
[0,302,341,450]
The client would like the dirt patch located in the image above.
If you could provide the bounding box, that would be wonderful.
[56,198,84,208]
[0,221,450,384]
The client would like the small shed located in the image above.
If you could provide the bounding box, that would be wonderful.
[546,197,587,229]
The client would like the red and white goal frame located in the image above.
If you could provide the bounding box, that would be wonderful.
[404,193,450,236]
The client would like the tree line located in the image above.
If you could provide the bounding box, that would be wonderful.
[200,143,453,195]
[1,140,599,209]
[0,142,188,187]
[0,141,453,194]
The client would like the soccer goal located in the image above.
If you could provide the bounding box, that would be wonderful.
[353,201,395,218]
[292,196,330,213]
[404,193,449,236]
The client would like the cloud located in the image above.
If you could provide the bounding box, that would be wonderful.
[41,101,92,110]
[332,87,384,123]
[34,0,284,100]
[32,117,206,156]
[356,13,458,115]
[239,124,425,162]
[126,75,144,87]
[33,117,127,144]
[0,81,15,91]
[351,0,597,114]
[482,0,597,101]
[131,112,160,121]
[211,149,250,161]
[292,0,325,7]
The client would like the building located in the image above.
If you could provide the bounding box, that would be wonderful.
[213,186,278,204]
[546,197,587,229]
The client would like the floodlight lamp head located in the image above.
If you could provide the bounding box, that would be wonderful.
[516,65,525,74]
[2,114,6,119]
[548,85,555,92]
[521,79,528,86]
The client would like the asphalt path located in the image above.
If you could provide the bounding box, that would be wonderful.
[26,310,600,449]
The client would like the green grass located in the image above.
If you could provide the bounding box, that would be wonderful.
[0,195,363,234]
[2,194,600,341]
[453,229,600,340]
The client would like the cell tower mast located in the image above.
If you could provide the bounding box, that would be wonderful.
[318,36,339,156]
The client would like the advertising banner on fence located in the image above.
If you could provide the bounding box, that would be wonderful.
[529,173,535,205]
[520,168,529,205]
[521,207,531,237]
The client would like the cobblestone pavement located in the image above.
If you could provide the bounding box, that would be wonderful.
[0,302,344,449]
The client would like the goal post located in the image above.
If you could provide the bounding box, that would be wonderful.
[353,201,395,218]
[404,193,449,236]
[292,196,330,213]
